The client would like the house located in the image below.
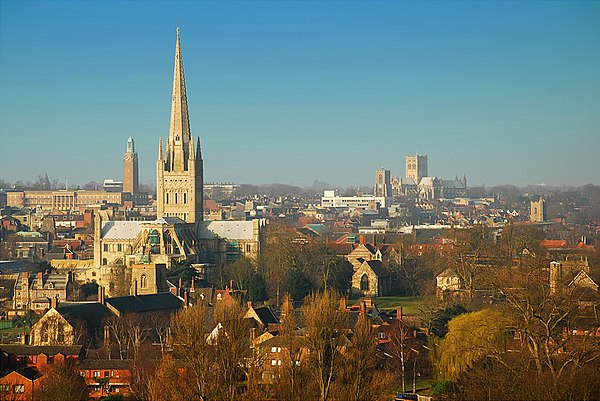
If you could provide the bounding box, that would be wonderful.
[0,345,83,370]
[13,271,71,311]
[79,359,133,400]
[245,301,279,332]
[0,368,42,400]
[436,269,462,299]
[351,260,393,297]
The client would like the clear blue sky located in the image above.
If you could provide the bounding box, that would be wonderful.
[1,1,599,188]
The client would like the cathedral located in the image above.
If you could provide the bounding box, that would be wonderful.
[156,28,204,223]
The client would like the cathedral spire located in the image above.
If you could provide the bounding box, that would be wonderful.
[167,27,192,170]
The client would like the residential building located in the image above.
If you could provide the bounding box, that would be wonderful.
[13,271,70,310]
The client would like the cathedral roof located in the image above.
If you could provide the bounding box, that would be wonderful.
[101,221,143,240]
[199,221,255,240]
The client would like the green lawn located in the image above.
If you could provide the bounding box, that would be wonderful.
[349,295,426,315]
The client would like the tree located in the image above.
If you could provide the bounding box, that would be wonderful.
[35,363,88,401]
[436,309,511,380]
[284,268,313,303]
[274,294,307,401]
[212,302,252,401]
[302,290,349,401]
[168,302,212,400]
[335,313,382,401]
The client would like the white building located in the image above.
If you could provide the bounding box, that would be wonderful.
[321,190,388,209]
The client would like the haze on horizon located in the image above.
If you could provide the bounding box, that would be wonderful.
[1,1,599,189]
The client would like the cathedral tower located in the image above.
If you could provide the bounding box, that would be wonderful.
[123,137,139,196]
[406,155,428,184]
[157,28,204,223]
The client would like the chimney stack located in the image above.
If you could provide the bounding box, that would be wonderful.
[190,277,195,292]
[184,290,189,307]
[396,306,403,321]
[50,295,58,309]
[247,301,253,309]
[339,297,347,311]
[37,272,43,289]
[98,285,105,304]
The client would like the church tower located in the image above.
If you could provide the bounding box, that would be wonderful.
[123,137,139,196]
[157,28,204,223]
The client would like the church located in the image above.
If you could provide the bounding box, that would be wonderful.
[55,29,264,297]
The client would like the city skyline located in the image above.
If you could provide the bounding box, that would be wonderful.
[1,1,599,188]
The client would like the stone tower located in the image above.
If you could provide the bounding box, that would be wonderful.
[406,155,428,184]
[374,168,391,197]
[530,196,546,223]
[157,28,204,223]
[123,137,139,196]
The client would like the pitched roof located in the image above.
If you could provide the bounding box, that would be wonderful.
[79,359,133,370]
[106,292,183,315]
[361,260,392,277]
[101,221,143,240]
[199,220,255,240]
[437,268,458,278]
[55,302,112,328]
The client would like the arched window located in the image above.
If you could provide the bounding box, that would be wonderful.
[183,192,187,204]
[102,258,108,266]
[360,274,369,291]
[166,192,169,204]
[140,274,148,289]
[175,192,178,204]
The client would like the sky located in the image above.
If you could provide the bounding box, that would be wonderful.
[1,1,599,189]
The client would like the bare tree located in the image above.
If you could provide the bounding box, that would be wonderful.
[302,290,349,401]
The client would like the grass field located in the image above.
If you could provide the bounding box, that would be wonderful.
[349,295,426,315]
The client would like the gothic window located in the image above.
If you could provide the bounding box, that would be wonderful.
[140,274,148,289]
[360,274,369,291]
[102,258,108,266]
[183,192,187,204]
[175,193,178,204]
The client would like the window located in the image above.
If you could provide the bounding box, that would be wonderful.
[0,385,9,392]
[246,244,251,253]
[360,274,369,291]
[103,244,108,252]
[104,371,109,378]
[140,274,148,289]
[94,371,101,378]
[183,192,187,204]
[166,193,169,204]
[271,359,277,366]
[117,244,122,252]
[13,385,25,393]
[175,193,178,204]
[271,347,277,353]
[80,371,86,377]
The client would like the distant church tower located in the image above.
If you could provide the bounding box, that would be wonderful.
[123,137,139,196]
[406,155,428,184]
[374,168,391,197]
[157,28,204,223]
[530,196,546,223]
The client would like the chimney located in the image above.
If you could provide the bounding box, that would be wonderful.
[247,301,253,309]
[98,286,105,304]
[103,326,110,348]
[22,272,29,286]
[396,306,403,321]
[50,295,58,309]
[229,279,234,291]
[178,277,182,290]
[359,300,366,316]
[250,327,257,343]
[190,278,195,292]
[184,290,189,308]
[339,297,347,311]
[37,272,43,289]
[365,297,372,308]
